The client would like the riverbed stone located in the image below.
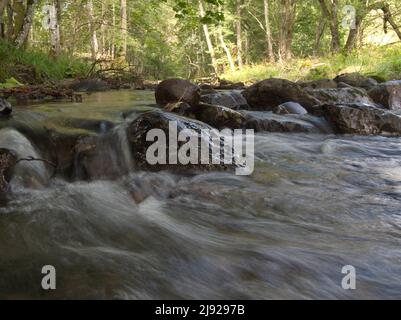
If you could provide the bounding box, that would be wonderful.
[242,78,321,111]
[200,91,249,110]
[69,78,110,92]
[155,78,201,108]
[334,73,378,90]
[306,87,375,106]
[241,111,324,133]
[273,102,308,115]
[0,98,12,117]
[368,80,401,110]
[312,103,401,135]
[127,110,234,172]
[0,148,17,195]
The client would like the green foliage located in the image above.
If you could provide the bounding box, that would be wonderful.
[0,40,90,83]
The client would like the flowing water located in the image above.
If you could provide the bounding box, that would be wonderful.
[1,91,401,299]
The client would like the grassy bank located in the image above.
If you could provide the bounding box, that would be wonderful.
[0,41,91,85]
[221,45,401,84]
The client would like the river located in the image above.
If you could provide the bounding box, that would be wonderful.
[1,90,401,299]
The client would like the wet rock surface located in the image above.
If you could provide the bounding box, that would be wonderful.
[312,103,401,135]
[127,110,233,172]
[0,148,17,195]
[0,98,12,117]
[306,87,375,106]
[241,111,325,133]
[200,91,249,110]
[273,102,308,115]
[368,80,401,110]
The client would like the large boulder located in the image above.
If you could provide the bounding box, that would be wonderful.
[155,78,201,108]
[0,148,17,195]
[334,73,378,90]
[368,80,401,110]
[0,98,12,117]
[306,87,375,106]
[127,110,233,172]
[312,103,401,135]
[200,91,249,110]
[242,78,321,111]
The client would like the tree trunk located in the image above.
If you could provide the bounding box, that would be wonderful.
[14,0,36,49]
[120,0,127,60]
[199,0,218,76]
[11,0,25,41]
[344,1,401,53]
[87,0,98,60]
[318,0,340,54]
[0,0,9,39]
[49,0,61,57]
[236,0,243,69]
[313,15,326,56]
[263,0,274,62]
[278,0,297,61]
[218,27,235,72]
[111,0,116,59]
[100,0,106,56]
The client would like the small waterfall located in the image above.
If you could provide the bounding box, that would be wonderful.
[74,124,134,180]
[0,128,49,189]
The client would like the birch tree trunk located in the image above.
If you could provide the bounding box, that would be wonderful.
[49,0,61,57]
[218,27,235,72]
[199,0,218,76]
[87,0,98,60]
[236,0,243,69]
[15,0,36,49]
[120,0,127,60]
[263,0,274,62]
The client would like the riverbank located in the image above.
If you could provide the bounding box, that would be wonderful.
[221,45,401,84]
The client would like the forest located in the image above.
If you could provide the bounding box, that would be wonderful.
[0,0,401,85]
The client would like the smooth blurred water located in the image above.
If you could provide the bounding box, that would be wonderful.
[1,91,401,299]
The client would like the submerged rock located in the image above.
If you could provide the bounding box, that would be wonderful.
[334,73,378,90]
[368,80,401,110]
[306,87,375,106]
[313,103,401,135]
[242,78,321,111]
[0,98,12,117]
[273,102,308,115]
[200,91,249,110]
[0,148,17,195]
[155,78,201,108]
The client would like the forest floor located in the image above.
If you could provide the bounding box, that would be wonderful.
[221,44,401,84]
[1,41,400,90]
